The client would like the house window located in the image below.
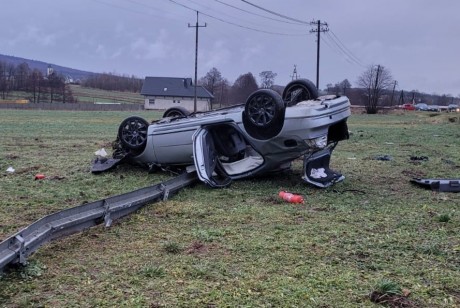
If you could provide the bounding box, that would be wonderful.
[149,98,155,105]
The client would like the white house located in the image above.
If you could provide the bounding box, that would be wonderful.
[141,77,213,112]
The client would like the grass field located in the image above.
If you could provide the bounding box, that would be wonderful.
[0,109,459,307]
[69,85,144,104]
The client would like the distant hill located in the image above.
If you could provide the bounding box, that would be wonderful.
[0,54,95,81]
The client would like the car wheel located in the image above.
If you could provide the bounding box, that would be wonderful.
[243,89,285,140]
[282,79,318,106]
[163,107,191,118]
[118,116,149,151]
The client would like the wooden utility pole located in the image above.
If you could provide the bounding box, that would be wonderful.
[188,11,206,112]
[310,20,329,89]
[390,80,397,106]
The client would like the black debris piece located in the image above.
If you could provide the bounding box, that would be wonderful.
[411,178,460,192]
[410,156,429,161]
[374,155,393,161]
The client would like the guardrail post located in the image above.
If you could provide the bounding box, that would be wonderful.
[11,235,26,265]
[103,200,113,227]
[160,184,170,201]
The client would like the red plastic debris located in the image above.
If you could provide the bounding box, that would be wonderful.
[34,174,45,180]
[278,191,304,204]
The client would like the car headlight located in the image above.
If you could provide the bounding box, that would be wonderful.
[306,135,327,149]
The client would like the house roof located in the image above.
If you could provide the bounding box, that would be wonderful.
[141,77,213,99]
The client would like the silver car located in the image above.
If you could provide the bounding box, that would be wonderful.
[92,79,351,188]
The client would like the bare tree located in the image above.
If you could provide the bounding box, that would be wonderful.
[340,79,351,95]
[230,72,258,104]
[357,65,394,114]
[200,67,222,94]
[28,69,43,103]
[259,71,277,89]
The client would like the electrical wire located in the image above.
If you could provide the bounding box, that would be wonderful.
[213,0,303,25]
[324,32,365,67]
[186,0,304,31]
[168,0,308,36]
[240,0,310,25]
[327,30,365,67]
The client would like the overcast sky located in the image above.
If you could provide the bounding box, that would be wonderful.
[1,0,459,95]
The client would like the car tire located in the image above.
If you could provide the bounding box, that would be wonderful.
[163,107,191,118]
[118,116,149,151]
[243,89,285,140]
[282,79,318,106]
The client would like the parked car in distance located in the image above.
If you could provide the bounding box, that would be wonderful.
[415,103,428,111]
[427,105,441,112]
[401,103,415,110]
[448,104,459,112]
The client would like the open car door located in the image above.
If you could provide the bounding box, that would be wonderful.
[192,124,265,188]
[192,127,232,188]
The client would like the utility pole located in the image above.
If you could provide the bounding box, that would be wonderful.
[310,20,329,89]
[390,80,397,106]
[399,90,405,105]
[372,65,381,106]
[290,64,300,80]
[188,11,206,112]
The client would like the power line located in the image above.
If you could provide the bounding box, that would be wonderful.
[327,30,365,67]
[240,0,310,25]
[322,33,362,67]
[213,0,303,25]
[187,0,304,31]
[168,0,308,36]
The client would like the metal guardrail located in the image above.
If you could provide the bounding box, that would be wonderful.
[0,171,198,272]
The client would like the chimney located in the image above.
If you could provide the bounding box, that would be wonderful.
[184,78,192,88]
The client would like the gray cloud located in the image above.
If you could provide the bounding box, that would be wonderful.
[1,0,459,95]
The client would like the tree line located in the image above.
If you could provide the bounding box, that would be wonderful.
[82,73,143,92]
[198,68,278,108]
[198,66,458,113]
[0,61,75,103]
[3,59,455,113]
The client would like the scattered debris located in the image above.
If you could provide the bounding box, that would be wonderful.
[278,191,304,204]
[410,156,428,161]
[6,167,15,173]
[48,175,67,181]
[374,155,393,161]
[370,280,415,307]
[369,291,415,307]
[94,148,108,157]
[411,178,460,192]
[34,174,45,180]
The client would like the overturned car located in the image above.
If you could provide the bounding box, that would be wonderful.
[92,79,351,188]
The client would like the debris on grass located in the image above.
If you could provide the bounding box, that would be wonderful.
[369,279,415,307]
[34,174,45,180]
[410,156,428,161]
[94,148,108,157]
[374,155,393,161]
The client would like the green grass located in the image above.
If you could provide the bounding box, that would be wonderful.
[0,110,459,307]
[70,84,144,104]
